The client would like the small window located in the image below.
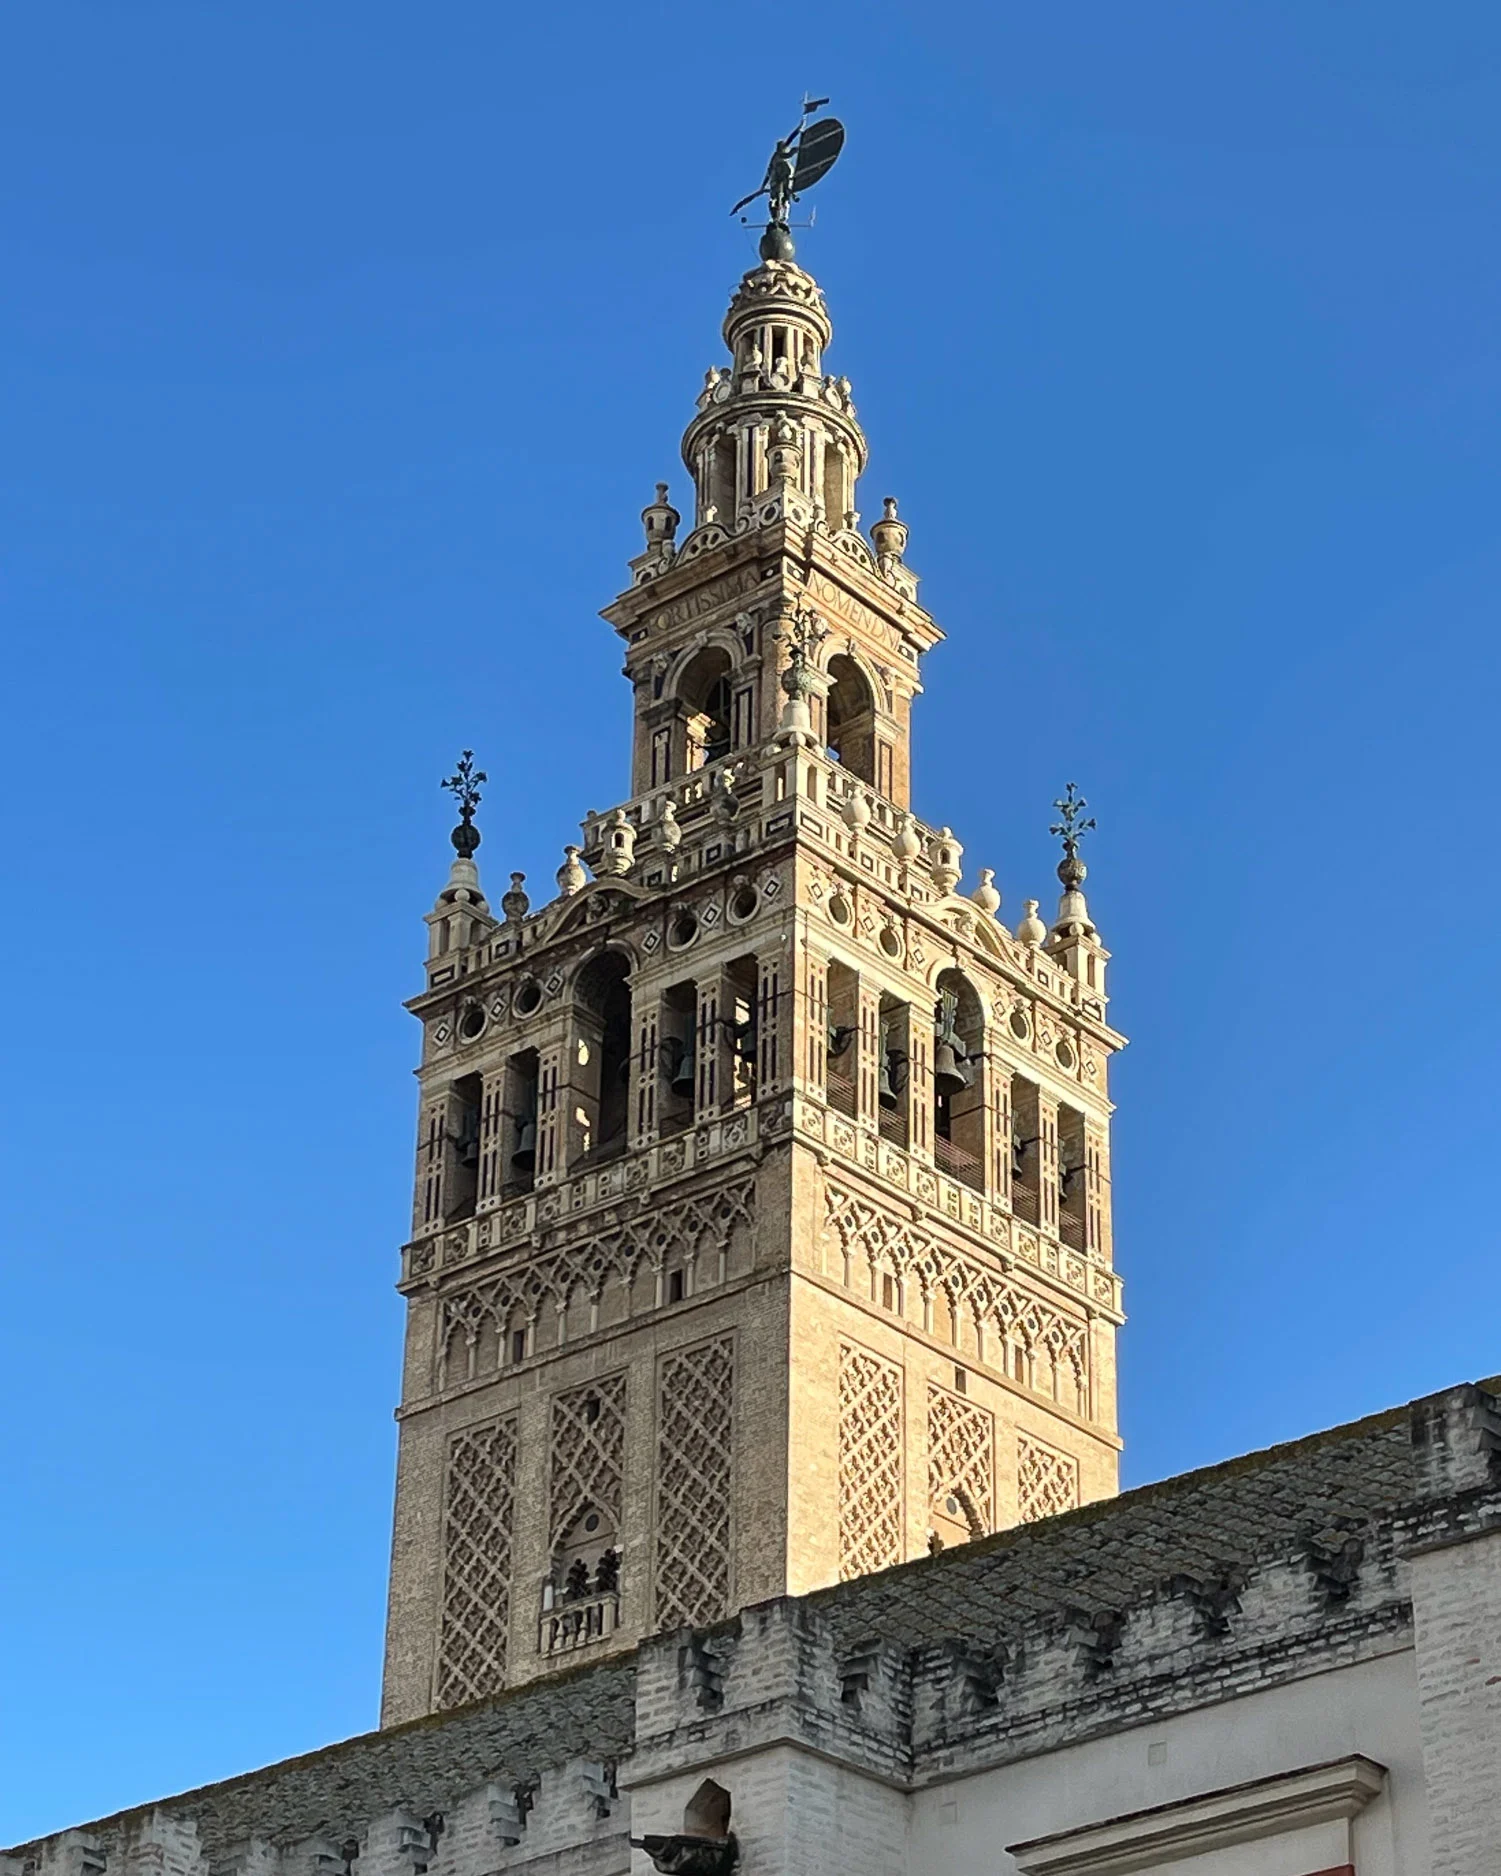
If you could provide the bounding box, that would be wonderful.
[511,1329,527,1364]
[667,1270,685,1305]
[954,1366,968,1395]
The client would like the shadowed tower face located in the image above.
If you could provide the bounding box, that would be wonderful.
[380,242,1126,1725]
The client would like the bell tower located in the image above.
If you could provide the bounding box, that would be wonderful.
[380,236,1127,1727]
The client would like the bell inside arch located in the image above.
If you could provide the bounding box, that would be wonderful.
[665,1033,697,1098]
[933,990,973,1098]
[510,1117,537,1176]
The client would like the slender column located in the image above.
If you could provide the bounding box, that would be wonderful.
[695,977,725,1118]
[477,1068,507,1209]
[1085,1122,1111,1261]
[1038,1090,1060,1236]
[757,953,784,1095]
[905,1004,932,1160]
[415,1098,446,1234]
[856,982,883,1128]
[802,950,828,1096]
[632,1000,659,1148]
[534,1041,566,1187]
[975,1051,1002,1204]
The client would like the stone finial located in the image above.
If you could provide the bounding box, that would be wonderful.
[971,868,1001,918]
[657,799,683,851]
[1015,899,1047,946]
[870,495,908,569]
[641,483,680,552]
[892,812,923,863]
[930,827,963,894]
[556,845,587,896]
[501,872,530,922]
[598,808,638,876]
[712,766,740,827]
[841,784,872,834]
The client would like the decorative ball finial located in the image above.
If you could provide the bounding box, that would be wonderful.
[1049,781,1097,891]
[441,750,486,858]
[501,872,530,922]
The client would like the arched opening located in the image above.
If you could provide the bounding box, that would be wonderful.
[572,952,632,1167]
[933,970,985,1193]
[540,1498,621,1656]
[825,654,878,788]
[677,646,735,771]
[825,960,858,1118]
[708,436,736,524]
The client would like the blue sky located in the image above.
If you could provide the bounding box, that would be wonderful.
[3,0,1499,1840]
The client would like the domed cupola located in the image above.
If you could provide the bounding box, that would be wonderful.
[681,258,868,534]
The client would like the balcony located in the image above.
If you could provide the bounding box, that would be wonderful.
[539,1590,620,1657]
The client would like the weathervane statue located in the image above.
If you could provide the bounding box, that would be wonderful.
[731,96,846,262]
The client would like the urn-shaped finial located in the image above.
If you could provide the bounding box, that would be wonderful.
[971,868,1002,918]
[501,872,530,922]
[892,812,923,863]
[1015,899,1047,947]
[556,845,587,897]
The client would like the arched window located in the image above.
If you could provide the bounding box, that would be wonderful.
[825,654,878,788]
[676,646,735,772]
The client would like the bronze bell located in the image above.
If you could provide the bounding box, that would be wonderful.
[933,1040,972,1099]
[667,1036,697,1098]
[511,1119,536,1175]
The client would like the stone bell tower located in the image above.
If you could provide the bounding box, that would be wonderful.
[380,239,1127,1726]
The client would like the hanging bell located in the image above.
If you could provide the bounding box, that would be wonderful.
[666,1035,697,1098]
[878,1052,898,1109]
[933,1040,972,1099]
[511,1119,537,1175]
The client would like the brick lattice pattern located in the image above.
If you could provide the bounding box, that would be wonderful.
[654,1338,734,1629]
[928,1384,993,1536]
[436,1418,517,1708]
[1016,1433,1079,1524]
[550,1371,627,1545]
[839,1341,904,1578]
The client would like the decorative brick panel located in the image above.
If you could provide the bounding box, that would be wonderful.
[436,1417,517,1708]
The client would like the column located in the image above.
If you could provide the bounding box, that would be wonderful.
[632,999,659,1148]
[477,1067,507,1209]
[757,952,784,1095]
[1085,1121,1111,1260]
[1038,1090,1060,1237]
[534,1041,566,1187]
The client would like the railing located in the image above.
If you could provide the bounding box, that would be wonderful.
[1059,1210,1087,1252]
[934,1132,984,1193]
[539,1591,619,1657]
[1011,1179,1040,1227]
[825,1067,857,1118]
[877,1105,909,1149]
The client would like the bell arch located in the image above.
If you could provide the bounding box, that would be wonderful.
[933,967,986,1193]
[824,653,879,788]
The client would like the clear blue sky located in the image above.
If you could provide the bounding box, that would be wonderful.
[3,0,1499,1840]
